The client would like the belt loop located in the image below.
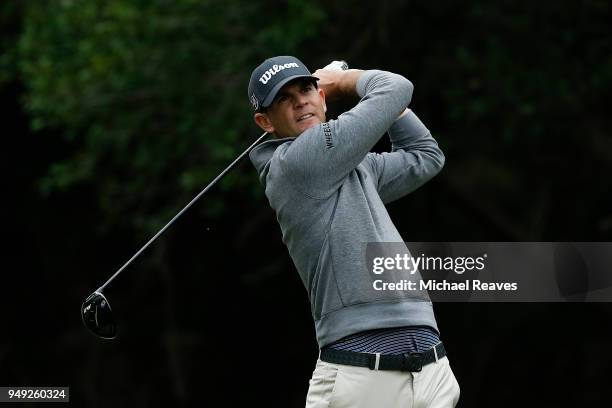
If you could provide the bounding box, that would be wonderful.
[433,343,439,362]
[374,353,381,370]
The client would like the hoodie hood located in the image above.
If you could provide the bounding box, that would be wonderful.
[249,136,295,186]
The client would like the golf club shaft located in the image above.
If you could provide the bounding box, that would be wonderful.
[96,61,348,292]
[97,131,270,292]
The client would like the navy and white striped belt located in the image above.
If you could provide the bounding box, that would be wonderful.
[320,342,446,372]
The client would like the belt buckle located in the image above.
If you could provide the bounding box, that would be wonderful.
[403,352,423,372]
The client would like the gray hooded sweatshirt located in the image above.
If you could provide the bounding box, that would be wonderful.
[249,70,445,347]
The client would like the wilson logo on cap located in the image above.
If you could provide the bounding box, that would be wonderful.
[258,63,300,85]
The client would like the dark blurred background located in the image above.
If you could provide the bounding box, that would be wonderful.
[1,0,611,406]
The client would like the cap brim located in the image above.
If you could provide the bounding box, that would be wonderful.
[261,75,320,108]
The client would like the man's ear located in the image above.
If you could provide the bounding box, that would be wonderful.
[319,88,327,113]
[254,112,275,133]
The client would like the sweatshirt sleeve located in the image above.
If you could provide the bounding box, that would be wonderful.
[363,109,445,204]
[276,70,413,198]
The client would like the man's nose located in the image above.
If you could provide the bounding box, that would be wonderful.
[293,94,309,108]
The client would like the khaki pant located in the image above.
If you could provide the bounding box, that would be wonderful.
[305,356,460,408]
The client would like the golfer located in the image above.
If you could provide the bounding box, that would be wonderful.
[247,56,460,407]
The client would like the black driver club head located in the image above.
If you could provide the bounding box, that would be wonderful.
[81,291,116,339]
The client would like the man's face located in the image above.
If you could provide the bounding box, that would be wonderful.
[254,79,327,139]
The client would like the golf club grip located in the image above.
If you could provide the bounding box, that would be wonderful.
[324,60,349,71]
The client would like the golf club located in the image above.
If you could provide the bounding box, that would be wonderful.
[81,131,269,339]
[82,60,348,339]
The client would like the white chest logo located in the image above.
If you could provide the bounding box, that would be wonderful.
[259,63,300,85]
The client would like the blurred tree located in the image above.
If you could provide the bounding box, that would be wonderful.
[11,0,611,241]
[15,0,325,234]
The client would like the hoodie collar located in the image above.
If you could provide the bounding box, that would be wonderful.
[248,136,296,182]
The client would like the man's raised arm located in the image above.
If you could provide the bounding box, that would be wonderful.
[278,69,414,198]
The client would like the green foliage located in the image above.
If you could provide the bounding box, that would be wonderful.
[16,0,325,233]
[9,0,611,240]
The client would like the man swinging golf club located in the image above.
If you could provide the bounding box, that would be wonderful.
[247,56,460,407]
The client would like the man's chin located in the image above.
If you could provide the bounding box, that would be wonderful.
[296,118,322,134]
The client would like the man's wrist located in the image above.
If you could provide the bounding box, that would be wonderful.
[338,69,364,98]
